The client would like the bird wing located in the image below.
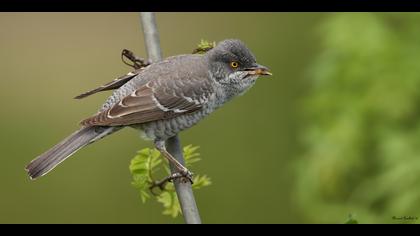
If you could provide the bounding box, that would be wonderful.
[80,77,213,126]
[74,69,144,99]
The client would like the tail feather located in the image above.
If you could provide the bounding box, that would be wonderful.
[25,126,116,180]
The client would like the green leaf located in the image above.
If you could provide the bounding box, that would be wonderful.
[156,191,181,218]
[345,214,358,224]
[129,147,162,203]
[184,145,201,167]
[131,175,150,203]
[139,189,150,203]
[192,39,216,54]
[192,175,212,189]
[163,164,171,175]
[148,149,163,173]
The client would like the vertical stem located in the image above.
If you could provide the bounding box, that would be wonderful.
[166,136,202,224]
[140,13,162,63]
[140,12,202,224]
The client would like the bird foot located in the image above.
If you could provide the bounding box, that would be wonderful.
[170,169,194,184]
[149,169,194,195]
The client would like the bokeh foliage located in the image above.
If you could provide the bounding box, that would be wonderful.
[295,13,420,224]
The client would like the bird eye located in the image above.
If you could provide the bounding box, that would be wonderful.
[230,61,239,68]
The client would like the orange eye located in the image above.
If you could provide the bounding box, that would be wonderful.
[230,61,239,68]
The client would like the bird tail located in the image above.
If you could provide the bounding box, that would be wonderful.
[25,126,117,180]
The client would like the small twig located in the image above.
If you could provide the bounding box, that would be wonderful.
[121,49,150,69]
[149,178,170,196]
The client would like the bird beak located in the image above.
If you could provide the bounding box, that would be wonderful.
[245,64,272,76]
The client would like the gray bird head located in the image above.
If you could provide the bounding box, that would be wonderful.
[205,39,271,96]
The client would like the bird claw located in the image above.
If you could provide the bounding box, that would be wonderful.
[169,169,194,185]
[149,169,194,195]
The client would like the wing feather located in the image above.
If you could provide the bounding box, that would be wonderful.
[74,69,144,99]
[80,79,211,127]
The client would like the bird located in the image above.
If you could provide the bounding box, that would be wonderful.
[25,39,272,182]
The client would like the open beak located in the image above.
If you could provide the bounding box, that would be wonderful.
[245,64,272,76]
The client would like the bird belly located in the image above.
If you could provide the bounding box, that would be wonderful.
[135,105,214,141]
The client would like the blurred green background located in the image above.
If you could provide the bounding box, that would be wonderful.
[1,12,419,223]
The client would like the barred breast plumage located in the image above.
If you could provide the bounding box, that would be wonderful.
[136,94,219,140]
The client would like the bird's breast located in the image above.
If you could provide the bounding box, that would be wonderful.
[135,101,217,141]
